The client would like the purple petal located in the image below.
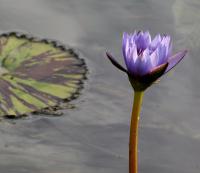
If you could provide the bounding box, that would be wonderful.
[161,35,171,57]
[127,55,136,75]
[141,48,150,62]
[125,46,138,74]
[142,49,153,74]
[122,33,138,70]
[131,56,143,75]
[135,31,150,51]
[106,52,128,73]
[165,50,188,73]
[144,31,151,44]
[161,35,171,47]
[150,48,159,67]
[132,51,151,76]
[157,44,167,65]
[150,34,161,51]
[124,44,137,71]
[130,43,138,62]
[130,31,137,41]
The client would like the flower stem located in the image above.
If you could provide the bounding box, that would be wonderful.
[129,91,144,173]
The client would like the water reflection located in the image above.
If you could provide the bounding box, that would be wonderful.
[0,0,199,172]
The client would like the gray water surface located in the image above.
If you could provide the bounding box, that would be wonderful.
[0,0,200,172]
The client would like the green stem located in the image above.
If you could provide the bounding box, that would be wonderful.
[129,91,144,173]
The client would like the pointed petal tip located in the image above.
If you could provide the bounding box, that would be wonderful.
[184,49,188,54]
[165,49,188,73]
[105,51,128,73]
[182,49,188,57]
[180,49,188,56]
[178,49,188,56]
[106,51,112,58]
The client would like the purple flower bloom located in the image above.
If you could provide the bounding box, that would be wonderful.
[106,31,187,91]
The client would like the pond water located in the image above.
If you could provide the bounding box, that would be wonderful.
[0,0,200,172]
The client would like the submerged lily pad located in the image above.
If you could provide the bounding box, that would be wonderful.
[0,32,87,117]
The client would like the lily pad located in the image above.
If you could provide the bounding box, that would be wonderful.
[0,32,87,117]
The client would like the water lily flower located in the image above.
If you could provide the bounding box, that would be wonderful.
[106,31,187,91]
[106,31,187,173]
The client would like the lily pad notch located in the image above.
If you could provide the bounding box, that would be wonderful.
[0,32,87,117]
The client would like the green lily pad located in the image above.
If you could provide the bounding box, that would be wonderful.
[0,32,87,117]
